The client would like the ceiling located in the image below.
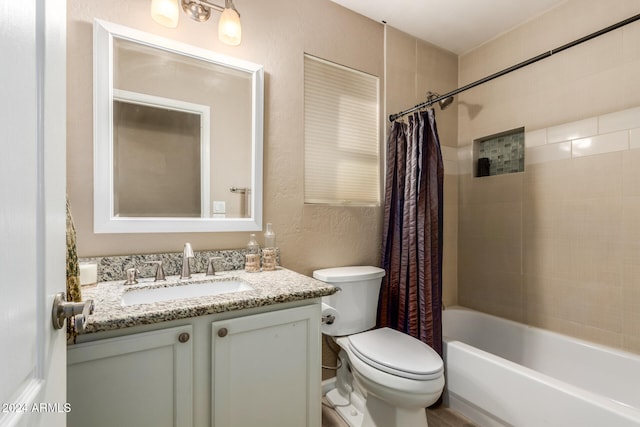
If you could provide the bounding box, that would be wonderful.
[330,0,567,54]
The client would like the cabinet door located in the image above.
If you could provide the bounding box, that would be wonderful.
[67,325,193,427]
[212,304,321,427]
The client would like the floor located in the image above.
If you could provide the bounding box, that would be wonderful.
[322,398,478,427]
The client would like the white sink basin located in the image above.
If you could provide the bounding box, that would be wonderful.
[121,278,253,306]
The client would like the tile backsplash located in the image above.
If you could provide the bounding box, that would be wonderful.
[79,248,279,283]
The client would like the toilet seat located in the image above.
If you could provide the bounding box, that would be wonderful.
[347,328,443,381]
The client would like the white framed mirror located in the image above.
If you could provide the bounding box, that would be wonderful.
[94,19,263,233]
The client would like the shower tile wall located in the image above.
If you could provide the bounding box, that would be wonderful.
[477,131,525,176]
[458,105,640,354]
[456,0,640,358]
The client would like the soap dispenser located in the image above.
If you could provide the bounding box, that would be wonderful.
[262,223,277,271]
[245,234,260,272]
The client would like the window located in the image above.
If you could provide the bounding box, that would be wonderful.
[304,54,380,205]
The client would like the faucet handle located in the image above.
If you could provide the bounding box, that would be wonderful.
[207,257,223,276]
[124,267,139,285]
[145,260,166,281]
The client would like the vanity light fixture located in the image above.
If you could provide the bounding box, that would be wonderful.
[151,0,242,46]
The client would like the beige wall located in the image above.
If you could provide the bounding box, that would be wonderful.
[457,0,640,353]
[67,0,640,360]
[67,0,384,275]
[319,26,459,380]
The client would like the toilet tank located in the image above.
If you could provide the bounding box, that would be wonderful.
[313,266,385,336]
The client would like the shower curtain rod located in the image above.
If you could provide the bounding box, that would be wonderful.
[389,13,640,122]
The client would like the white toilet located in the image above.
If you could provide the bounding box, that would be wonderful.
[314,266,444,427]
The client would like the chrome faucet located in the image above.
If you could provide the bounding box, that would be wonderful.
[181,243,194,279]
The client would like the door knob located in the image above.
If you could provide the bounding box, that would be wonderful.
[52,292,94,333]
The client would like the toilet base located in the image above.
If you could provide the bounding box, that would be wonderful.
[325,383,429,427]
[325,387,363,427]
[362,393,428,427]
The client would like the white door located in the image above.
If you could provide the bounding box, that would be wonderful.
[0,1,67,426]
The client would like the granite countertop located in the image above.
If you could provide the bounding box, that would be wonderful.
[80,267,336,334]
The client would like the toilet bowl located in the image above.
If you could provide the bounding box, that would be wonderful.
[315,266,444,427]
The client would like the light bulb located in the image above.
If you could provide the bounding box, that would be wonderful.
[218,7,241,46]
[151,0,179,28]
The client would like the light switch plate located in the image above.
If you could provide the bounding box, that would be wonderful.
[213,201,226,214]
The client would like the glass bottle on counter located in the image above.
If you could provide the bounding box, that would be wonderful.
[245,234,260,272]
[262,223,277,271]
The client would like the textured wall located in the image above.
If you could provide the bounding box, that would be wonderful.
[67,0,384,276]
[457,0,640,353]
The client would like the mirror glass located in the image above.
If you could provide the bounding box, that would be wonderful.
[94,19,263,233]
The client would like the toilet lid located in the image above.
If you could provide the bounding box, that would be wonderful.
[347,328,443,380]
[313,266,385,283]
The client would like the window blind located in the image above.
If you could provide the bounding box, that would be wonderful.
[304,54,380,205]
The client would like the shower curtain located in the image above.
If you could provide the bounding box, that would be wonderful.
[377,109,444,355]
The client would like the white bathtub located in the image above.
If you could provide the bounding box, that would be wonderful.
[442,307,640,427]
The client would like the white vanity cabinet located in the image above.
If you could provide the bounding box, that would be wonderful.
[211,305,321,427]
[67,325,194,427]
[67,302,321,427]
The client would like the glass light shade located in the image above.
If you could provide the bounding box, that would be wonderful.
[151,0,180,28]
[218,7,242,46]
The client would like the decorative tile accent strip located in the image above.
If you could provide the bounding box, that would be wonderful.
[79,248,279,283]
[456,105,640,175]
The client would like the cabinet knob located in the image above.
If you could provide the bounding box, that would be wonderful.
[218,328,228,338]
[178,332,190,343]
